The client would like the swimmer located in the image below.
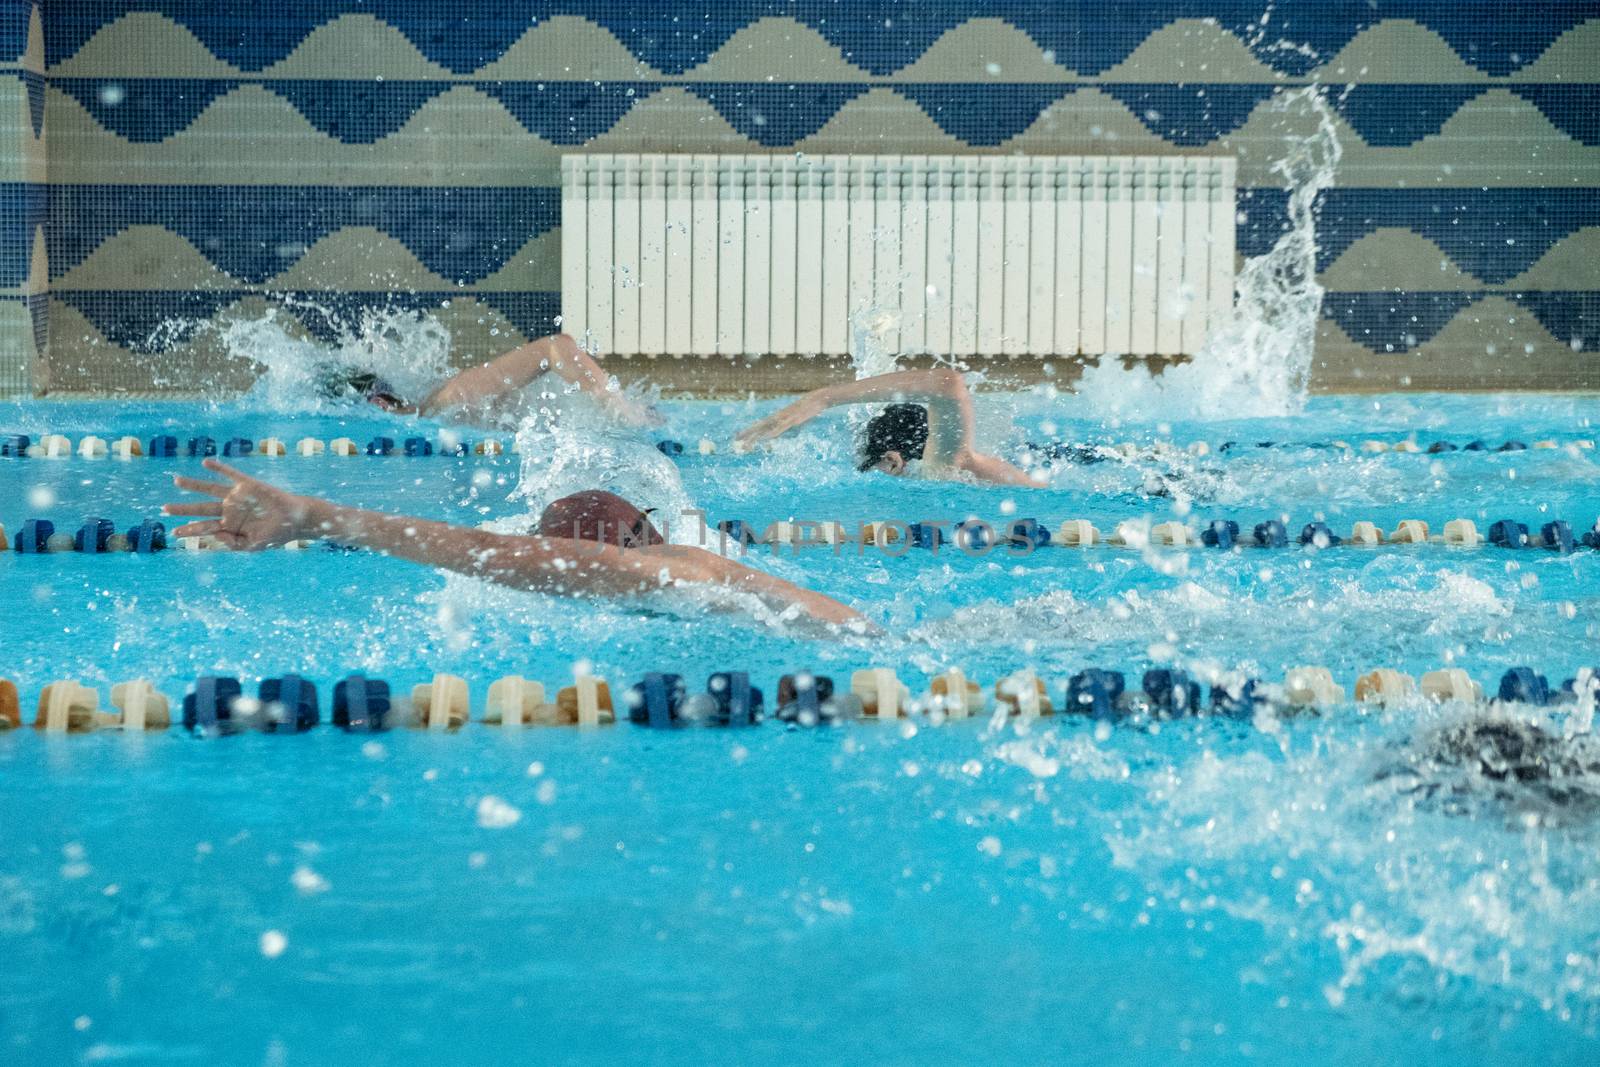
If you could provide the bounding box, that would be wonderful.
[162,460,867,632]
[324,332,661,430]
[732,368,1042,487]
[1376,713,1600,823]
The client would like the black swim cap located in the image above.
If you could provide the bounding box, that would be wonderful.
[320,370,404,406]
[857,403,929,471]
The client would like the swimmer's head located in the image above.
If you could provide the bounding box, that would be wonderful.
[534,490,665,548]
[322,370,412,413]
[857,403,928,475]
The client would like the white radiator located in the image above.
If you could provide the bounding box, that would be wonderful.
[560,153,1235,359]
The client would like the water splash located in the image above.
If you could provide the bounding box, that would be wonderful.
[219,304,456,413]
[1074,86,1343,420]
[509,399,694,537]
[1090,703,1600,1021]
[848,306,904,380]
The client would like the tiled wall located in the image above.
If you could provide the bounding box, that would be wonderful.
[2,1,1597,395]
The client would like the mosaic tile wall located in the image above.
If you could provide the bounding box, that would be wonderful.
[1,1,1597,395]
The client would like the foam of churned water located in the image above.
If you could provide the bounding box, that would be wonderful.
[509,401,695,534]
[1101,702,1600,1022]
[223,305,457,413]
[1073,86,1342,421]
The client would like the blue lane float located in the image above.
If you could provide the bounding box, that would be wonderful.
[333,673,391,731]
[1008,519,1051,548]
[1203,519,1239,548]
[703,671,763,726]
[1210,678,1269,718]
[403,436,433,457]
[1,435,29,457]
[626,672,685,728]
[956,520,992,550]
[259,674,320,733]
[128,519,166,553]
[1253,520,1289,548]
[655,439,685,456]
[148,434,178,457]
[775,673,862,725]
[777,673,828,724]
[14,519,53,553]
[182,675,243,732]
[1542,521,1575,553]
[1299,522,1342,548]
[186,436,216,457]
[222,437,253,457]
[1143,669,1202,716]
[1067,669,1125,720]
[74,517,115,553]
[366,436,395,456]
[1498,668,1551,707]
[1489,520,1530,548]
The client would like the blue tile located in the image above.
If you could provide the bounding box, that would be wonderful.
[1322,292,1481,352]
[1507,85,1600,147]
[1327,85,1488,148]
[55,77,239,142]
[897,84,1074,146]
[52,289,561,351]
[46,185,561,285]
[479,81,658,145]
[1506,292,1600,351]
[1099,84,1277,147]
[1239,188,1600,285]
[684,83,869,147]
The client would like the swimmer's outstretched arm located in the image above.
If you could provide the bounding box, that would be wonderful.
[733,368,1040,486]
[418,332,662,428]
[163,460,867,631]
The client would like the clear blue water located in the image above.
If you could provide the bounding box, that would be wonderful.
[2,393,1598,1064]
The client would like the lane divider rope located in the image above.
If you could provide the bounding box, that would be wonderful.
[12,515,1598,555]
[0,434,516,460]
[1025,438,1595,461]
[3,434,1593,463]
[1,666,1594,734]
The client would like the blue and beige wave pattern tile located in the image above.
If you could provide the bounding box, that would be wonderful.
[2,1,1597,393]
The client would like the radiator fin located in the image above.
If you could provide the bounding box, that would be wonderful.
[562,153,1237,358]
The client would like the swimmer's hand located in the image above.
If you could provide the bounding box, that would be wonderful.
[163,459,320,549]
[732,395,827,446]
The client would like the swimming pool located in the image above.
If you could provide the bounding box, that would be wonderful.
[2,391,1597,1063]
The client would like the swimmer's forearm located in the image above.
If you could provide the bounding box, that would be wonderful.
[958,452,1045,487]
[420,334,589,415]
[299,499,552,584]
[813,368,965,408]
[299,499,653,596]
[296,500,867,626]
[737,372,958,443]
